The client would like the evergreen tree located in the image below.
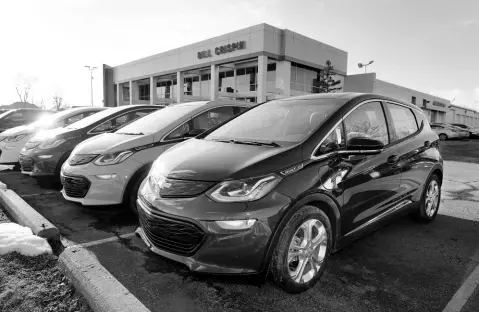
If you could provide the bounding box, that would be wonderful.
[318,60,342,93]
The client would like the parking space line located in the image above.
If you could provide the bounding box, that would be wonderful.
[78,232,137,248]
[443,252,479,312]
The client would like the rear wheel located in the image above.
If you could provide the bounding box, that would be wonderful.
[270,205,332,293]
[414,174,441,222]
[439,134,447,141]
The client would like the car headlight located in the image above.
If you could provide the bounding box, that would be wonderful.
[207,174,282,203]
[93,150,134,166]
[4,134,26,143]
[69,154,99,166]
[38,139,66,150]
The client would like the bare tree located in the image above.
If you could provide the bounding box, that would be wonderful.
[52,95,69,111]
[15,76,37,103]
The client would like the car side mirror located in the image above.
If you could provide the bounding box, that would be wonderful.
[339,137,384,156]
[184,128,206,138]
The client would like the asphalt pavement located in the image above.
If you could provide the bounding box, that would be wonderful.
[0,140,478,312]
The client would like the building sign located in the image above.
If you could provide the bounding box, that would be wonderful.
[433,101,446,108]
[197,41,246,59]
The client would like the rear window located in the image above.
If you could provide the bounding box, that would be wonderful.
[205,98,344,145]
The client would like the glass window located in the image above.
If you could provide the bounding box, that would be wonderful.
[388,103,418,141]
[65,113,86,126]
[138,84,150,101]
[205,98,344,145]
[165,107,235,141]
[316,125,345,155]
[122,85,130,102]
[344,102,389,145]
[117,104,200,135]
[91,109,154,133]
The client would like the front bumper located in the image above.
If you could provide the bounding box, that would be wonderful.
[19,150,63,176]
[60,159,142,206]
[136,181,291,274]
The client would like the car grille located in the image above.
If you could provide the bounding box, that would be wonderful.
[61,174,91,198]
[19,155,34,172]
[138,198,205,256]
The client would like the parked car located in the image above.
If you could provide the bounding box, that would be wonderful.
[0,109,52,133]
[450,123,479,138]
[0,107,105,166]
[60,100,249,209]
[137,93,443,293]
[430,123,469,140]
[18,105,161,179]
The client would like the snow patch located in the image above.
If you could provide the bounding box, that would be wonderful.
[0,223,52,256]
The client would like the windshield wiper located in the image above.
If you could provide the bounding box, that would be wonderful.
[212,139,280,147]
[117,132,144,135]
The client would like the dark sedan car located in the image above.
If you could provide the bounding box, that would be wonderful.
[137,93,443,293]
[19,105,162,179]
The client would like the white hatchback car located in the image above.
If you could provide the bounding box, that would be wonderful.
[0,107,105,166]
[430,123,469,140]
[60,100,249,211]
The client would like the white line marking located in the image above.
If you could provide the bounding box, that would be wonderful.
[443,248,479,312]
[77,232,137,248]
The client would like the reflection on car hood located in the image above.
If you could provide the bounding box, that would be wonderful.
[29,126,77,142]
[0,124,36,136]
[73,133,154,155]
[154,138,301,182]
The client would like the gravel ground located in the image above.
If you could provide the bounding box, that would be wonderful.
[0,207,92,312]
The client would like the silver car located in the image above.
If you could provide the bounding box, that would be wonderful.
[60,100,249,211]
[430,123,469,140]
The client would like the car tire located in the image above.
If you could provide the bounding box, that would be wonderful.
[125,169,149,215]
[414,174,441,222]
[439,134,447,141]
[270,205,332,294]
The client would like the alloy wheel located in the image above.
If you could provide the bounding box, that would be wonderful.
[425,180,440,217]
[287,219,328,284]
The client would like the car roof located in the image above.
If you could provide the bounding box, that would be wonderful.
[276,92,421,111]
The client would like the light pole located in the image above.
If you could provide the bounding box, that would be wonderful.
[358,60,374,73]
[85,66,97,106]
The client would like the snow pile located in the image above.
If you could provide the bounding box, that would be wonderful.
[0,223,52,256]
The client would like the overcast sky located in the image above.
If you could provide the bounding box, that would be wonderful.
[1,0,478,109]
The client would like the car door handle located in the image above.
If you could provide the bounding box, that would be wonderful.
[387,155,399,164]
[424,141,430,147]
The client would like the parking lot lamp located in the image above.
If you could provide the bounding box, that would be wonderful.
[358,60,374,73]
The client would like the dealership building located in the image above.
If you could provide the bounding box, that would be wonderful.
[102,23,478,127]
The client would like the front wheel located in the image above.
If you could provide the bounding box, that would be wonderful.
[270,205,332,293]
[439,133,447,141]
[125,169,149,215]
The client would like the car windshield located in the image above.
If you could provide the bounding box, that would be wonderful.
[0,110,13,120]
[64,107,117,129]
[29,109,80,128]
[205,98,343,145]
[116,105,200,135]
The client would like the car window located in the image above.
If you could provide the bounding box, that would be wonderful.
[237,106,249,113]
[387,103,418,141]
[205,98,343,145]
[65,113,86,126]
[344,101,389,145]
[431,125,443,129]
[316,125,345,155]
[4,112,25,123]
[165,107,235,141]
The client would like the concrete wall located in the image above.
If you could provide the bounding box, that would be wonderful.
[102,65,114,107]
[111,23,348,84]
[343,73,376,93]
[447,105,479,126]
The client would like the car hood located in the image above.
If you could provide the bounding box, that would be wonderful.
[29,126,80,143]
[155,138,302,182]
[73,133,154,155]
[0,124,36,136]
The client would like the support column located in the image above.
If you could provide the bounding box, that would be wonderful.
[257,56,268,103]
[276,60,291,97]
[129,81,133,105]
[149,77,155,105]
[176,71,184,103]
[116,83,120,107]
[210,64,219,100]
[233,65,237,97]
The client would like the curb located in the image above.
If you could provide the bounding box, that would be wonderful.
[59,245,151,312]
[0,183,59,242]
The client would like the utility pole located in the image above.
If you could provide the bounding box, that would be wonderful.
[85,66,97,106]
